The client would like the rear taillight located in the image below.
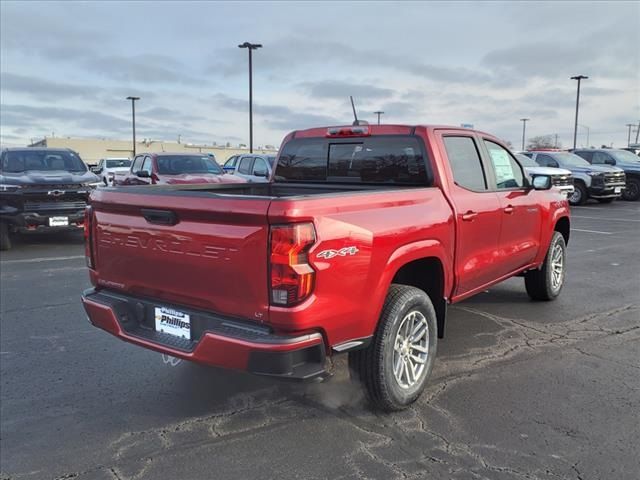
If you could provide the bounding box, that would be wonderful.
[84,206,94,268]
[270,223,316,306]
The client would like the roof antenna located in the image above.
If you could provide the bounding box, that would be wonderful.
[350,96,368,126]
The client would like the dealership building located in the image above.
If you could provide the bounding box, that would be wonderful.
[28,137,278,165]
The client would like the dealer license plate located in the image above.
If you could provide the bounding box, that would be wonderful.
[49,216,69,227]
[614,187,622,194]
[154,307,191,340]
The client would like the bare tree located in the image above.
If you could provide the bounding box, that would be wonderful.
[527,135,561,150]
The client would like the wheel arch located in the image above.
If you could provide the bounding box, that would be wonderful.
[374,240,452,339]
[554,216,570,245]
[391,257,447,338]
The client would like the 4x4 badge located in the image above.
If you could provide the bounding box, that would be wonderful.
[316,246,359,260]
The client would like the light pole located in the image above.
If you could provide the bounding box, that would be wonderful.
[626,123,635,147]
[520,118,529,151]
[571,75,588,150]
[577,124,590,148]
[126,96,140,156]
[238,42,262,153]
[374,111,384,125]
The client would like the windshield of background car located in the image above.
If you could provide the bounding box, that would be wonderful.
[610,150,640,163]
[515,153,537,167]
[275,136,431,185]
[156,155,223,175]
[553,152,591,167]
[1,150,87,173]
[106,159,131,168]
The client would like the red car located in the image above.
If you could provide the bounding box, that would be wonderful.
[82,124,570,410]
[112,152,246,186]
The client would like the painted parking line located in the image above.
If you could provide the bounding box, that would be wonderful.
[571,206,640,213]
[571,228,613,235]
[571,215,640,223]
[0,255,85,265]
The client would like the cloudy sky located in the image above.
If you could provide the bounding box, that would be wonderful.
[1,1,638,149]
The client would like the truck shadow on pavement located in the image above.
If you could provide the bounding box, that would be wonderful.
[94,297,638,480]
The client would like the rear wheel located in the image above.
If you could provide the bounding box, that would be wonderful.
[568,182,587,206]
[525,231,566,301]
[622,178,640,201]
[596,198,615,204]
[349,284,437,411]
[0,222,11,251]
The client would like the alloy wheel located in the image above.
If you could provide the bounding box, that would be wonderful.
[392,310,429,389]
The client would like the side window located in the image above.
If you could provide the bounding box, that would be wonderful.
[252,157,268,175]
[238,156,253,174]
[483,140,524,189]
[443,136,487,191]
[592,152,614,165]
[142,156,152,173]
[131,155,144,172]
[575,151,593,162]
[535,154,559,168]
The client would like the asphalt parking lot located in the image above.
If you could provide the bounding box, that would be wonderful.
[1,201,639,480]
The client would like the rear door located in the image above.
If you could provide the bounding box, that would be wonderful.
[481,139,542,273]
[91,189,272,321]
[439,133,502,297]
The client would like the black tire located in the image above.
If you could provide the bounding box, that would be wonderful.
[0,222,11,251]
[349,284,438,411]
[568,182,587,206]
[596,198,615,204]
[525,231,566,301]
[622,178,640,201]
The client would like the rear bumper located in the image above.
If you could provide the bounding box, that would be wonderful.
[81,288,327,381]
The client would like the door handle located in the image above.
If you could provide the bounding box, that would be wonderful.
[462,211,478,221]
[504,205,515,214]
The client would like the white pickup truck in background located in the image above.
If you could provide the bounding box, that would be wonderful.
[91,158,132,186]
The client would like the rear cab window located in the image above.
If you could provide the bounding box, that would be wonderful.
[275,135,431,185]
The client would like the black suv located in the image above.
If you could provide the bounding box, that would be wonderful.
[0,148,100,250]
[573,149,640,201]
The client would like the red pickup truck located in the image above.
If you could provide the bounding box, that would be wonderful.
[82,125,570,410]
[112,152,246,186]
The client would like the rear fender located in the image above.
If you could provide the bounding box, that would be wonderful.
[370,240,452,337]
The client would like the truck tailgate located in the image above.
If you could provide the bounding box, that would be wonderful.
[90,189,270,322]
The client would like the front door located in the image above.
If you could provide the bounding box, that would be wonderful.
[440,134,503,298]
[481,139,542,273]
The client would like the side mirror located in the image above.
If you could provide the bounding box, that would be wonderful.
[531,175,552,190]
[605,159,615,166]
[254,170,268,178]
[136,170,151,178]
[91,166,102,174]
